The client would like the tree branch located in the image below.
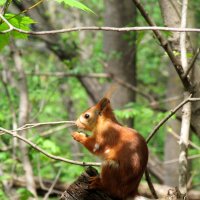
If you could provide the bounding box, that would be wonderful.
[146,95,194,143]
[1,19,200,34]
[132,0,192,92]
[168,127,200,151]
[179,0,191,195]
[43,168,62,200]
[25,71,110,78]
[164,154,200,165]
[12,120,76,132]
[0,126,101,167]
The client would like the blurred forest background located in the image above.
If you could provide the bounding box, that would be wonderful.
[0,0,200,199]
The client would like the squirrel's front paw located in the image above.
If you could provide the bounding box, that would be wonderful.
[72,132,86,143]
[88,175,102,190]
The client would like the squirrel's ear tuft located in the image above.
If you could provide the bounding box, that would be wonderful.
[104,83,118,100]
[98,98,110,112]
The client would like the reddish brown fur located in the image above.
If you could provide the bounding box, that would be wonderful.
[72,98,148,200]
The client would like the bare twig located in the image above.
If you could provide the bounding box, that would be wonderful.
[25,71,155,102]
[25,71,110,79]
[164,154,200,165]
[1,10,200,35]
[4,0,44,23]
[40,124,70,137]
[132,0,192,92]
[17,0,44,15]
[0,126,101,167]
[13,120,76,132]
[146,96,200,143]
[1,69,156,102]
[145,169,158,199]
[43,168,61,200]
[168,127,200,151]
[146,95,192,143]
[112,75,155,102]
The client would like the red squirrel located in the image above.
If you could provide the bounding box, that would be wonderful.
[72,95,148,200]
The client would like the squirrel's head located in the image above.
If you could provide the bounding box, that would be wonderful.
[76,98,110,131]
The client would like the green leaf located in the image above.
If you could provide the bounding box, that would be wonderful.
[37,138,60,154]
[0,152,9,161]
[5,13,35,34]
[17,188,34,200]
[0,13,35,50]
[55,0,94,13]
[0,0,6,6]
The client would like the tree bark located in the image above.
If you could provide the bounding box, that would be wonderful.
[159,0,183,187]
[60,167,200,200]
[104,0,137,126]
[60,167,113,200]
[159,0,200,189]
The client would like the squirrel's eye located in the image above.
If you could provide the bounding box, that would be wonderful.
[84,114,90,119]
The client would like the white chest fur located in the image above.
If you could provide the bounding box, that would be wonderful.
[93,143,100,152]
[104,149,110,154]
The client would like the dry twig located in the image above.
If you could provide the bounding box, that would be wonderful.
[0,126,101,167]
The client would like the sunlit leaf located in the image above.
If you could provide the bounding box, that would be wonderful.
[0,13,35,50]
[17,188,34,200]
[55,0,94,13]
[0,0,6,6]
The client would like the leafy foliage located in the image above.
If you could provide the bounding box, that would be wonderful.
[54,0,94,13]
[16,188,34,200]
[0,0,7,6]
[0,13,35,50]
[0,0,200,198]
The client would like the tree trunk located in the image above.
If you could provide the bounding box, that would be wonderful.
[12,44,37,199]
[104,0,137,126]
[159,0,200,188]
[60,167,200,200]
[60,167,113,200]
[159,0,183,187]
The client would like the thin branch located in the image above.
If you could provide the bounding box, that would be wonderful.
[1,14,200,35]
[112,75,155,102]
[25,71,155,102]
[164,154,200,165]
[40,124,70,137]
[37,156,49,192]
[132,0,192,92]
[146,95,192,143]
[145,169,158,199]
[43,168,62,200]
[0,126,101,167]
[168,127,200,151]
[17,0,44,15]
[4,0,44,22]
[25,71,111,79]
[13,120,76,132]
